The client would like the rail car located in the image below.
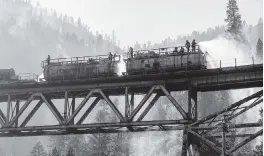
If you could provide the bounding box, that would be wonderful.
[0,69,19,81]
[41,54,121,81]
[123,45,207,75]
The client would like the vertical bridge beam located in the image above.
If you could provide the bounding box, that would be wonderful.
[15,100,20,127]
[125,87,129,120]
[6,94,11,125]
[130,93,134,116]
[187,87,200,156]
[188,87,197,120]
[64,91,68,121]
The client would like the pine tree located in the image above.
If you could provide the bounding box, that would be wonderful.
[253,142,263,156]
[66,147,75,156]
[77,17,82,28]
[225,0,243,35]
[256,38,263,61]
[30,142,47,156]
[50,147,60,156]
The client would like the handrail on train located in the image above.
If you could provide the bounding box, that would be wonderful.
[41,54,121,68]
[18,73,38,81]
[125,45,204,59]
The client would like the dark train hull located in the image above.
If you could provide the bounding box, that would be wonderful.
[43,62,118,81]
[126,53,207,75]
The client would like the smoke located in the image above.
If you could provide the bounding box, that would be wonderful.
[117,54,126,76]
[199,32,262,146]
[56,44,69,58]
[199,33,256,69]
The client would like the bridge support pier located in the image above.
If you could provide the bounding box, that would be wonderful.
[181,87,200,156]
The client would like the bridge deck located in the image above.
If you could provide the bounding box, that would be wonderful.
[0,64,262,102]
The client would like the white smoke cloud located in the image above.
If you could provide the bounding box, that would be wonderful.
[199,33,256,69]
[199,32,262,146]
[117,54,126,76]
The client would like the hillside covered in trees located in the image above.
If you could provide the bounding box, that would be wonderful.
[0,0,121,74]
[0,0,262,156]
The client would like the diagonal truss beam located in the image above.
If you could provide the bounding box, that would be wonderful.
[76,97,100,125]
[8,94,35,127]
[227,98,263,121]
[160,85,188,119]
[228,129,263,153]
[136,94,160,121]
[66,90,93,124]
[40,93,63,124]
[200,97,262,135]
[99,90,125,122]
[20,100,43,127]
[0,109,6,125]
[0,116,5,127]
[129,86,156,121]
[191,90,263,126]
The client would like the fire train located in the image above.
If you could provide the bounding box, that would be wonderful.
[0,45,207,83]
[42,54,121,81]
[124,46,206,75]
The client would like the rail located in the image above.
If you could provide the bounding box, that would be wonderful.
[41,54,121,68]
[18,73,38,81]
[207,57,263,69]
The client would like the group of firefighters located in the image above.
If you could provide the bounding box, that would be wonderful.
[173,39,197,53]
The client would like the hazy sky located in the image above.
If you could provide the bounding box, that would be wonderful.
[31,0,263,47]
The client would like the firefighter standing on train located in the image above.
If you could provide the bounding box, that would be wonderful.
[185,40,190,52]
[108,52,113,61]
[129,47,133,58]
[192,39,197,52]
[46,55,50,65]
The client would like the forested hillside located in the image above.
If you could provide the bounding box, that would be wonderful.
[0,0,121,74]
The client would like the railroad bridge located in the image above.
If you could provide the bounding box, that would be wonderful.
[0,63,262,156]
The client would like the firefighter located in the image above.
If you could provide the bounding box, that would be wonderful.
[185,40,190,52]
[192,39,197,52]
[180,46,184,53]
[173,47,178,53]
[108,52,113,61]
[47,55,50,65]
[129,47,134,58]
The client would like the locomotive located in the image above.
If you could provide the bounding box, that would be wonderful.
[42,54,121,81]
[124,45,207,75]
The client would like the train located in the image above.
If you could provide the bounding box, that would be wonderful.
[0,45,207,83]
[42,54,121,81]
[124,46,206,75]
[0,69,19,81]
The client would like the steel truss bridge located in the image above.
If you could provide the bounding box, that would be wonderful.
[0,64,262,156]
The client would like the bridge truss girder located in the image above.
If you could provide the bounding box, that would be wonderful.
[0,84,262,156]
[0,84,193,136]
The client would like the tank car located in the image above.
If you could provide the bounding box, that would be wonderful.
[42,54,121,81]
[124,45,207,75]
[0,68,19,81]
